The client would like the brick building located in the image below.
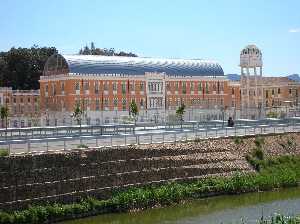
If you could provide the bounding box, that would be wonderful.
[0,87,40,127]
[39,54,238,125]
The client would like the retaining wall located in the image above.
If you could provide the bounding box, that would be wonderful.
[1,133,299,211]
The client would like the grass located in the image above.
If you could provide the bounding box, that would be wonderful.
[1,153,300,224]
[0,148,8,157]
[257,214,300,224]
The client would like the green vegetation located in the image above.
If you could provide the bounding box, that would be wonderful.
[1,153,300,224]
[234,136,244,145]
[71,103,83,134]
[79,42,137,57]
[129,100,139,126]
[266,111,279,118]
[77,144,88,149]
[0,149,8,157]
[176,103,186,129]
[0,46,57,89]
[256,214,300,224]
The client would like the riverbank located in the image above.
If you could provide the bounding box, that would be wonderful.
[0,153,300,224]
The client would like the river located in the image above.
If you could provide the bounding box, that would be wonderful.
[61,187,300,224]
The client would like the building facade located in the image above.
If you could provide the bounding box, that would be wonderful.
[39,54,238,125]
[1,44,299,127]
[0,87,40,128]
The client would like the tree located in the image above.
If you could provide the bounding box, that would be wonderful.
[71,103,83,134]
[0,106,9,140]
[129,100,139,125]
[78,42,138,57]
[176,103,186,129]
[0,46,57,90]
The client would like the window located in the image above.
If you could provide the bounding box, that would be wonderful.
[130,81,134,91]
[205,82,209,94]
[84,81,89,91]
[232,88,234,95]
[140,98,144,106]
[28,97,30,103]
[190,82,194,91]
[13,97,16,103]
[104,82,108,91]
[104,98,109,107]
[278,88,281,94]
[175,82,179,91]
[182,82,186,94]
[272,89,274,95]
[198,82,202,91]
[122,99,126,111]
[140,82,144,91]
[95,99,100,110]
[45,84,48,93]
[166,82,170,91]
[61,82,65,92]
[289,89,292,94]
[113,98,118,107]
[75,82,80,91]
[95,81,99,94]
[266,90,269,98]
[52,84,56,95]
[122,82,126,94]
[20,97,23,103]
[113,82,117,91]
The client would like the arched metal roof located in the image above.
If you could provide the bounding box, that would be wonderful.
[43,54,224,76]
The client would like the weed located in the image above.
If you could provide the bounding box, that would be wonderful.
[77,144,88,149]
[234,136,243,145]
[0,149,8,157]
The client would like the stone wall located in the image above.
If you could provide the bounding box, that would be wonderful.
[1,133,298,211]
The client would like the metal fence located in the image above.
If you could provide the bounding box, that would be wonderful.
[1,118,300,155]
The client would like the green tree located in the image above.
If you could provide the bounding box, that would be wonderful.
[129,100,139,125]
[0,46,57,89]
[78,42,137,57]
[176,103,186,129]
[71,103,83,134]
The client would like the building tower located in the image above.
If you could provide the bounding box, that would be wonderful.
[240,45,264,119]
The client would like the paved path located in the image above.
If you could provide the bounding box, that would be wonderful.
[1,122,299,154]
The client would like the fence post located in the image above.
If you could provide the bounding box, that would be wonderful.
[27,139,30,153]
[162,133,164,144]
[111,135,113,147]
[125,135,127,146]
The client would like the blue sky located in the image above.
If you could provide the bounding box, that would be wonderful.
[0,0,299,75]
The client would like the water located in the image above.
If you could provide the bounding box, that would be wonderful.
[61,187,300,224]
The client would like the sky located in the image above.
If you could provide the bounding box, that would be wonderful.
[0,0,299,76]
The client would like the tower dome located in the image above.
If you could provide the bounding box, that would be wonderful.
[240,44,262,67]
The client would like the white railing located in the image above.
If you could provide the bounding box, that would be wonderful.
[0,121,299,155]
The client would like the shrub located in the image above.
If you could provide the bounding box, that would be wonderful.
[0,149,8,157]
[77,144,88,149]
[254,136,265,148]
[234,136,243,145]
[253,147,264,160]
